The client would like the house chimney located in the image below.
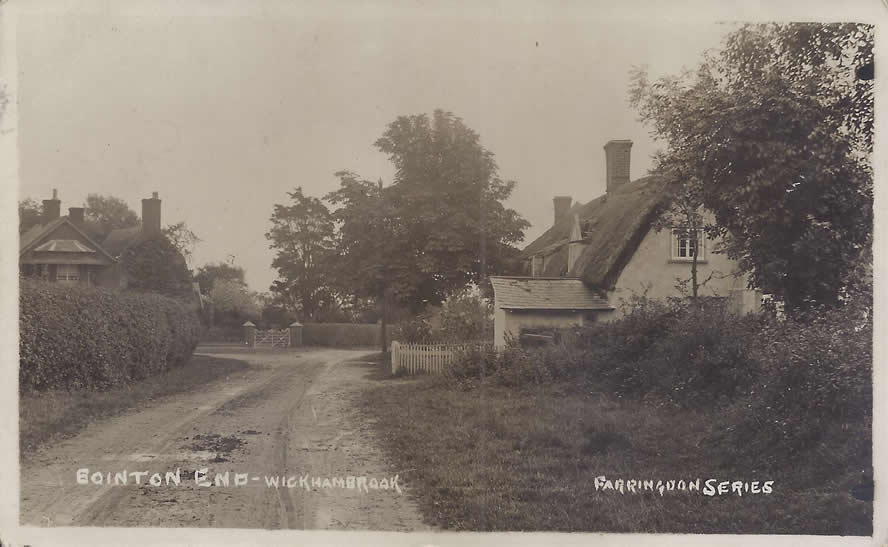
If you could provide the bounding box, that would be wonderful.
[553,196,572,226]
[42,188,61,224]
[604,140,632,192]
[68,207,84,226]
[141,191,162,236]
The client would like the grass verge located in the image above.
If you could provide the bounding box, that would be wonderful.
[20,354,249,458]
[361,377,871,534]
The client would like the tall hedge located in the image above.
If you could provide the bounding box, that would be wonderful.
[19,280,201,392]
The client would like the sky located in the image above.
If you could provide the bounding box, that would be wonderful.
[11,1,879,292]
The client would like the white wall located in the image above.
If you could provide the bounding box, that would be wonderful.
[610,226,750,317]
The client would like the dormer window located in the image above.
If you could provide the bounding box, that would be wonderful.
[671,228,705,262]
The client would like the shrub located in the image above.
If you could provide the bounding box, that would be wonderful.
[19,280,201,392]
[712,291,873,470]
[393,290,493,344]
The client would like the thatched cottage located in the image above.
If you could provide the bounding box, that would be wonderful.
[490,139,761,347]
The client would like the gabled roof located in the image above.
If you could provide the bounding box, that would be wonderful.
[520,175,669,290]
[489,276,613,310]
[19,217,117,263]
[19,217,66,251]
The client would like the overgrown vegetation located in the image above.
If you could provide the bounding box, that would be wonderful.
[364,290,872,533]
[393,290,493,343]
[19,280,201,392]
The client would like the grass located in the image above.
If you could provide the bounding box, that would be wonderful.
[19,354,249,458]
[360,375,872,534]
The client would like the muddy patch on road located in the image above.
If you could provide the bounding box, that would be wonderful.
[184,433,245,462]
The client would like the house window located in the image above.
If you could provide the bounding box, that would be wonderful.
[56,263,80,283]
[531,255,543,277]
[671,229,705,261]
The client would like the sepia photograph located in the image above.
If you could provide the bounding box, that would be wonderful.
[0,1,882,545]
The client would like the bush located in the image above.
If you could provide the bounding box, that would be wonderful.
[713,291,873,470]
[19,280,201,392]
[393,290,493,344]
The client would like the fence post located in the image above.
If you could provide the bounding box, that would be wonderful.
[391,341,400,375]
[242,321,256,347]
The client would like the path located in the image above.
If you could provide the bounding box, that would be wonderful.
[20,348,427,530]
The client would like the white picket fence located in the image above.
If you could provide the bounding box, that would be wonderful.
[390,341,491,375]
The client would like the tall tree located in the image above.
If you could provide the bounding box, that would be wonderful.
[84,194,140,237]
[629,23,873,315]
[194,262,247,295]
[366,109,528,308]
[266,187,338,321]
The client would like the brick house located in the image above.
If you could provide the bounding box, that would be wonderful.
[19,190,169,289]
[490,139,760,347]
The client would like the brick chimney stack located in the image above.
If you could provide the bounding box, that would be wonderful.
[553,196,572,226]
[42,189,61,224]
[141,191,162,236]
[604,140,632,192]
[68,207,84,227]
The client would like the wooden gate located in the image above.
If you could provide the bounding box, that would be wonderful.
[255,328,291,348]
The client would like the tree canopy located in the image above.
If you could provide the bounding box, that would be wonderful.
[629,23,873,314]
[328,110,528,312]
[194,262,247,295]
[121,235,193,297]
[18,198,42,234]
[267,110,528,322]
[266,187,338,321]
[84,194,140,238]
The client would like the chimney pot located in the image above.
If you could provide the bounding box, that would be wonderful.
[604,140,633,192]
[152,191,159,199]
[52,188,58,199]
[553,196,572,226]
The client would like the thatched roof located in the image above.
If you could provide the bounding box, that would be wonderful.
[490,277,612,310]
[520,175,669,290]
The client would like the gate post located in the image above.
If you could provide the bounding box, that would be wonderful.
[243,321,256,347]
[289,322,303,347]
[391,341,400,375]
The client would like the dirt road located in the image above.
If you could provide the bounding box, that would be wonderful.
[20,348,428,530]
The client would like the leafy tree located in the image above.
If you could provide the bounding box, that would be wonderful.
[266,187,339,321]
[121,235,193,297]
[84,194,140,238]
[194,262,246,295]
[163,221,201,264]
[629,23,873,315]
[330,110,528,312]
[209,279,260,326]
[18,198,42,234]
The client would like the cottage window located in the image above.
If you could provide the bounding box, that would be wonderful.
[531,255,543,277]
[56,263,80,283]
[671,229,705,261]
